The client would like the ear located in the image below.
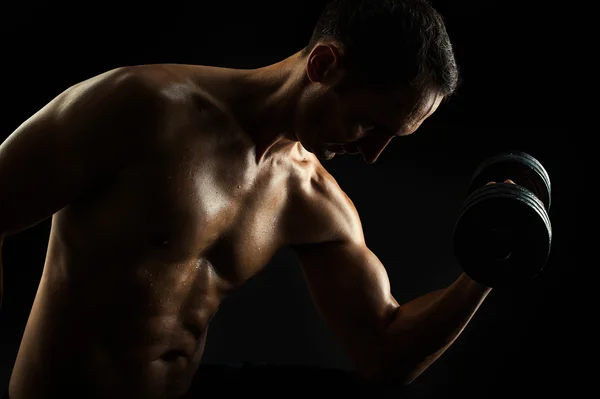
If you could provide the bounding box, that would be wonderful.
[306,44,345,85]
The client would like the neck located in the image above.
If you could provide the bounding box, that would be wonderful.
[212,51,309,162]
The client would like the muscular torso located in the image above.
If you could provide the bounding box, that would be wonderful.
[9,65,354,399]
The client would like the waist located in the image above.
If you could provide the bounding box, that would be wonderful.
[12,320,204,399]
[12,286,208,399]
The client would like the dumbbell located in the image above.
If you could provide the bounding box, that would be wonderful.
[453,151,552,288]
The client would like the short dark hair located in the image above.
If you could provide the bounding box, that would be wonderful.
[304,0,459,96]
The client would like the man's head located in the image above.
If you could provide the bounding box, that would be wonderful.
[293,0,459,162]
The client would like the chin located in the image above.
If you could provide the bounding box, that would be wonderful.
[318,152,336,161]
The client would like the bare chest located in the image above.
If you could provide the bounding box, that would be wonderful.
[59,129,291,287]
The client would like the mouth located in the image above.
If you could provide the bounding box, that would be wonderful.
[315,149,336,160]
[314,143,360,159]
[328,144,346,154]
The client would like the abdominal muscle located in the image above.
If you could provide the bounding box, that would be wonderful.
[9,232,229,399]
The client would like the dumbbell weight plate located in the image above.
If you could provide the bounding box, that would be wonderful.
[468,151,551,211]
[453,183,552,288]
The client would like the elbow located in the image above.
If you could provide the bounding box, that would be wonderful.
[355,357,424,387]
[354,339,443,387]
[357,368,419,388]
[373,368,422,387]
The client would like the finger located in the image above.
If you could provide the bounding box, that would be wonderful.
[486,181,496,186]
[504,179,515,184]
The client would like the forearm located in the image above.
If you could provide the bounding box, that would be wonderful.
[380,273,491,383]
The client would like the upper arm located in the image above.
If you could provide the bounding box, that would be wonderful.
[293,238,399,370]
[0,67,160,236]
[290,172,400,374]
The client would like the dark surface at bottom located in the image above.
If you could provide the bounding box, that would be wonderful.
[2,364,410,398]
[186,363,408,396]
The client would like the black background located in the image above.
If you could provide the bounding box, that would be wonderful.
[0,1,583,397]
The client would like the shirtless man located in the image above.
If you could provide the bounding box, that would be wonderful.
[0,1,493,398]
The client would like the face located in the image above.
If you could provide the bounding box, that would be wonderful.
[294,44,444,163]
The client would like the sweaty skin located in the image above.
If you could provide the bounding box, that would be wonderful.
[1,56,490,399]
[2,64,369,399]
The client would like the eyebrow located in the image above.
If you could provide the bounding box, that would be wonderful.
[371,121,398,136]
[368,116,404,137]
[393,95,439,136]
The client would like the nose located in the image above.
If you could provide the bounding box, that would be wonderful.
[359,136,394,164]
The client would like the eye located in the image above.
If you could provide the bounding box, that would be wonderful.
[361,123,375,131]
[357,119,376,134]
